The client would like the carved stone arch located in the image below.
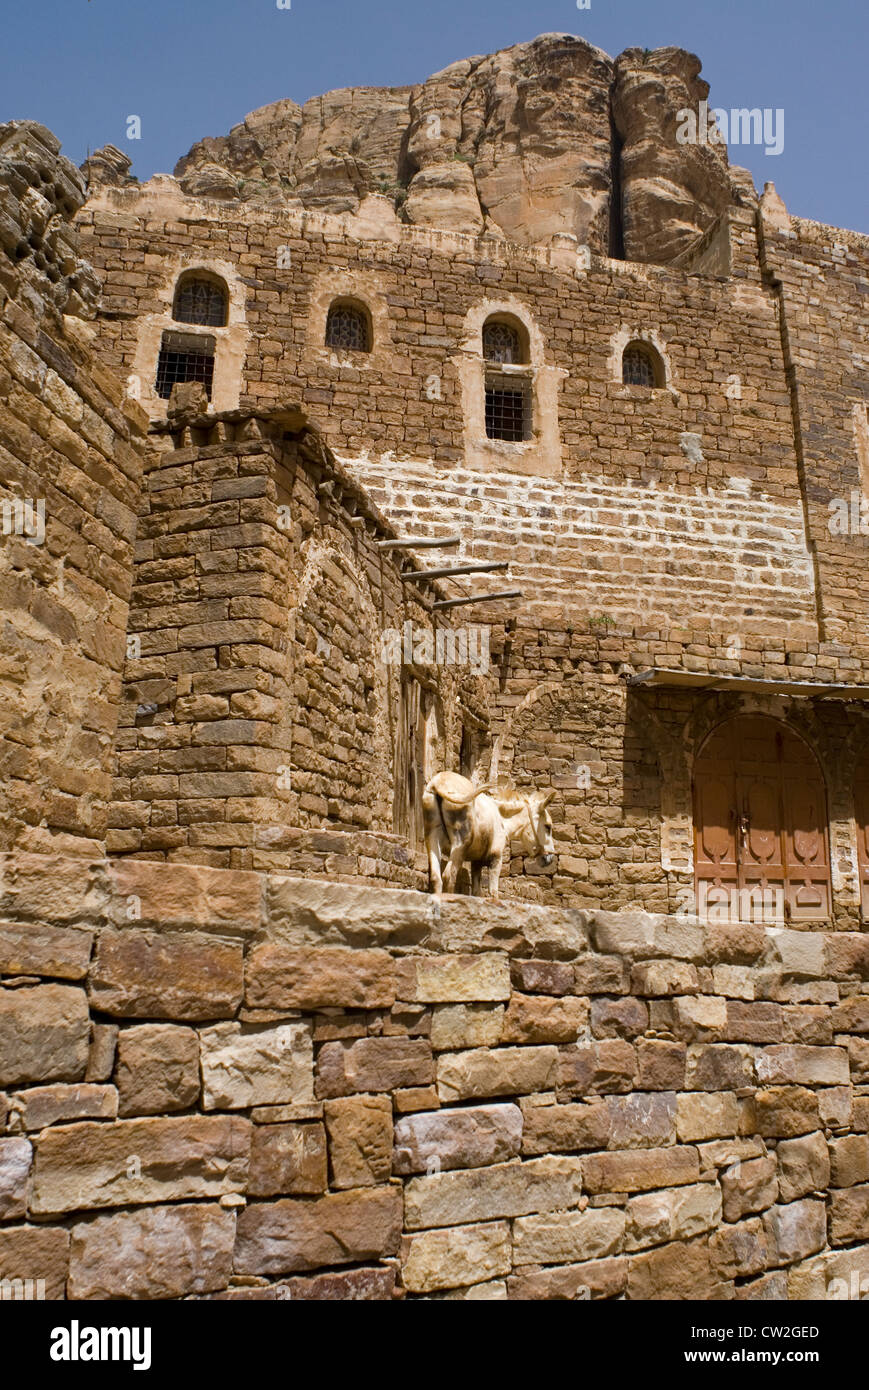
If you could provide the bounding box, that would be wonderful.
[289,537,391,833]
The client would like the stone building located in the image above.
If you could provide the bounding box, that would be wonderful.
[0,34,868,1303]
[64,35,869,929]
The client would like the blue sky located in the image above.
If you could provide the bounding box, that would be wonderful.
[1,0,865,233]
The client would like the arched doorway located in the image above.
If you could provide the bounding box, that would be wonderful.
[693,715,831,923]
[855,751,869,919]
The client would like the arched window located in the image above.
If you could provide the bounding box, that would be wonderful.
[622,342,663,388]
[326,301,371,353]
[173,275,228,328]
[483,320,524,366]
[482,315,531,442]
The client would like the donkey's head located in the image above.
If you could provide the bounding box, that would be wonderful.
[519,789,557,866]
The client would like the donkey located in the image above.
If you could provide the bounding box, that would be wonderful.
[422,770,556,899]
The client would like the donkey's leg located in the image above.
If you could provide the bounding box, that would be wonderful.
[426,831,444,897]
[442,839,467,894]
[470,861,483,897]
[487,851,504,901]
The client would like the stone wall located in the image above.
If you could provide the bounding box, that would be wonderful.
[758,209,869,647]
[0,122,147,857]
[481,627,869,926]
[112,402,491,878]
[0,853,867,1300]
[75,183,864,639]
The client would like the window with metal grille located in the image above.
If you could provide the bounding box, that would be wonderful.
[485,377,530,442]
[172,277,228,328]
[622,344,659,387]
[326,302,370,352]
[483,320,523,365]
[155,331,216,400]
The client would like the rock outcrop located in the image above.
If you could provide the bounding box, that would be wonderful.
[168,33,747,265]
[0,121,100,318]
[612,47,731,264]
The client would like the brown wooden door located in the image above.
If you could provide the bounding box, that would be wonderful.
[855,754,869,919]
[694,716,831,922]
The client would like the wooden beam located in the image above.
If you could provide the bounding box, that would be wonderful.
[403,561,509,582]
[432,589,523,610]
[377,534,461,551]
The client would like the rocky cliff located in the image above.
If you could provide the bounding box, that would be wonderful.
[150,34,746,265]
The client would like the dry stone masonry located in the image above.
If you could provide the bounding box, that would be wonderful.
[0,855,867,1299]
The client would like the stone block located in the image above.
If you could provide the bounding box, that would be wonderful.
[69,1203,235,1299]
[520,1100,610,1156]
[396,954,510,1003]
[512,1207,625,1266]
[776,1131,830,1202]
[8,1083,117,1131]
[248,1122,327,1197]
[429,1004,504,1051]
[30,1115,249,1215]
[401,1220,511,1293]
[511,960,574,995]
[626,1182,721,1250]
[582,1146,699,1194]
[317,1037,433,1098]
[626,1238,725,1301]
[324,1095,393,1188]
[404,1155,583,1230]
[436,1046,558,1103]
[88,929,242,1020]
[828,1185,869,1245]
[590,996,647,1039]
[507,1257,628,1301]
[393,1103,522,1174]
[115,1024,200,1116]
[828,1135,869,1189]
[0,1138,31,1220]
[501,994,587,1044]
[636,1039,686,1091]
[762,1198,826,1266]
[709,1218,769,1279]
[0,1224,69,1299]
[244,944,395,1010]
[235,1186,402,1275]
[558,1040,637,1096]
[0,921,92,980]
[720,1155,778,1222]
[747,1086,820,1138]
[676,1092,740,1143]
[200,1021,313,1110]
[606,1092,677,1149]
[0,983,89,1085]
[755,1044,849,1087]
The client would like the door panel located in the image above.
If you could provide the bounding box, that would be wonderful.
[855,756,869,919]
[693,716,831,923]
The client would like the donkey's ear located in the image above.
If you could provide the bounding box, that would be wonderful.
[540,790,556,808]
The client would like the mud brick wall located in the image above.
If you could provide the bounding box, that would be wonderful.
[113,407,490,878]
[0,852,867,1301]
[0,124,148,856]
